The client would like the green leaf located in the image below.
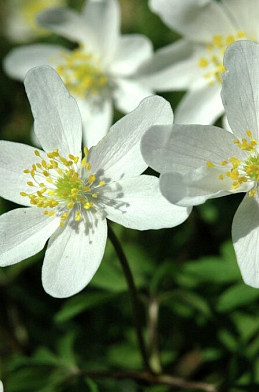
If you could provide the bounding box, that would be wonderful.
[55,292,117,323]
[217,283,259,312]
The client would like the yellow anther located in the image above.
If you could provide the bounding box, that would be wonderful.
[61,213,69,221]
[237,31,245,38]
[232,181,240,189]
[23,169,30,173]
[198,58,208,68]
[84,147,89,156]
[249,189,256,197]
[229,157,241,167]
[75,211,82,221]
[67,202,74,209]
[213,35,223,47]
[27,181,34,186]
[246,130,252,138]
[98,180,106,187]
[218,174,224,180]
[84,185,91,191]
[226,35,235,45]
[206,161,215,168]
[229,169,239,180]
[34,150,40,156]
[84,202,93,210]
[92,193,98,198]
[88,174,96,184]
[20,192,28,196]
[199,31,251,86]
[221,160,228,166]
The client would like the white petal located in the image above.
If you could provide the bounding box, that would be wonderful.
[37,7,98,51]
[113,78,154,113]
[221,0,259,40]
[160,166,249,207]
[24,66,82,158]
[77,99,113,148]
[81,0,120,63]
[89,95,173,181]
[138,40,204,91]
[175,84,224,125]
[103,175,191,229]
[222,40,259,139]
[42,213,107,298]
[222,114,233,133]
[0,141,47,206]
[232,193,259,288]
[141,124,242,174]
[111,35,153,76]
[0,208,59,267]
[149,0,236,42]
[0,380,3,392]
[3,44,66,81]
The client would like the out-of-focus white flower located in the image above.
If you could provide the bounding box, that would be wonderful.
[0,380,3,392]
[4,0,66,42]
[0,66,190,298]
[142,0,259,125]
[3,0,154,148]
[141,41,259,289]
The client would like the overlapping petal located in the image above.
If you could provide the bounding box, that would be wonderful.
[102,175,191,230]
[0,141,47,206]
[3,44,65,81]
[232,193,259,288]
[111,35,153,76]
[149,0,235,43]
[175,84,224,125]
[24,66,82,158]
[42,213,107,298]
[113,78,153,113]
[37,7,98,52]
[159,167,250,207]
[89,96,173,181]
[77,98,113,148]
[0,208,59,267]
[222,40,259,139]
[81,0,120,63]
[138,40,203,91]
[221,0,259,40]
[141,124,244,174]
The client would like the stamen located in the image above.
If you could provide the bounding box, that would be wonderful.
[55,48,109,99]
[198,31,251,85]
[21,149,105,227]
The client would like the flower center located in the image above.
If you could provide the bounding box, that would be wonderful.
[20,148,106,226]
[55,48,109,100]
[198,31,249,85]
[22,0,65,32]
[206,130,259,197]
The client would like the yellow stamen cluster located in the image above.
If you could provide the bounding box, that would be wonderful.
[206,130,259,197]
[20,148,106,226]
[56,48,108,98]
[198,31,249,85]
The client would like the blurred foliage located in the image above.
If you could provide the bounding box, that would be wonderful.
[0,0,259,391]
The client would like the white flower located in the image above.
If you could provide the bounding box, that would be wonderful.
[4,0,66,43]
[3,0,154,148]
[141,40,259,289]
[0,380,3,392]
[0,66,190,298]
[141,0,259,125]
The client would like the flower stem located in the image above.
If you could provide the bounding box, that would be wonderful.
[74,369,217,391]
[108,224,152,373]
